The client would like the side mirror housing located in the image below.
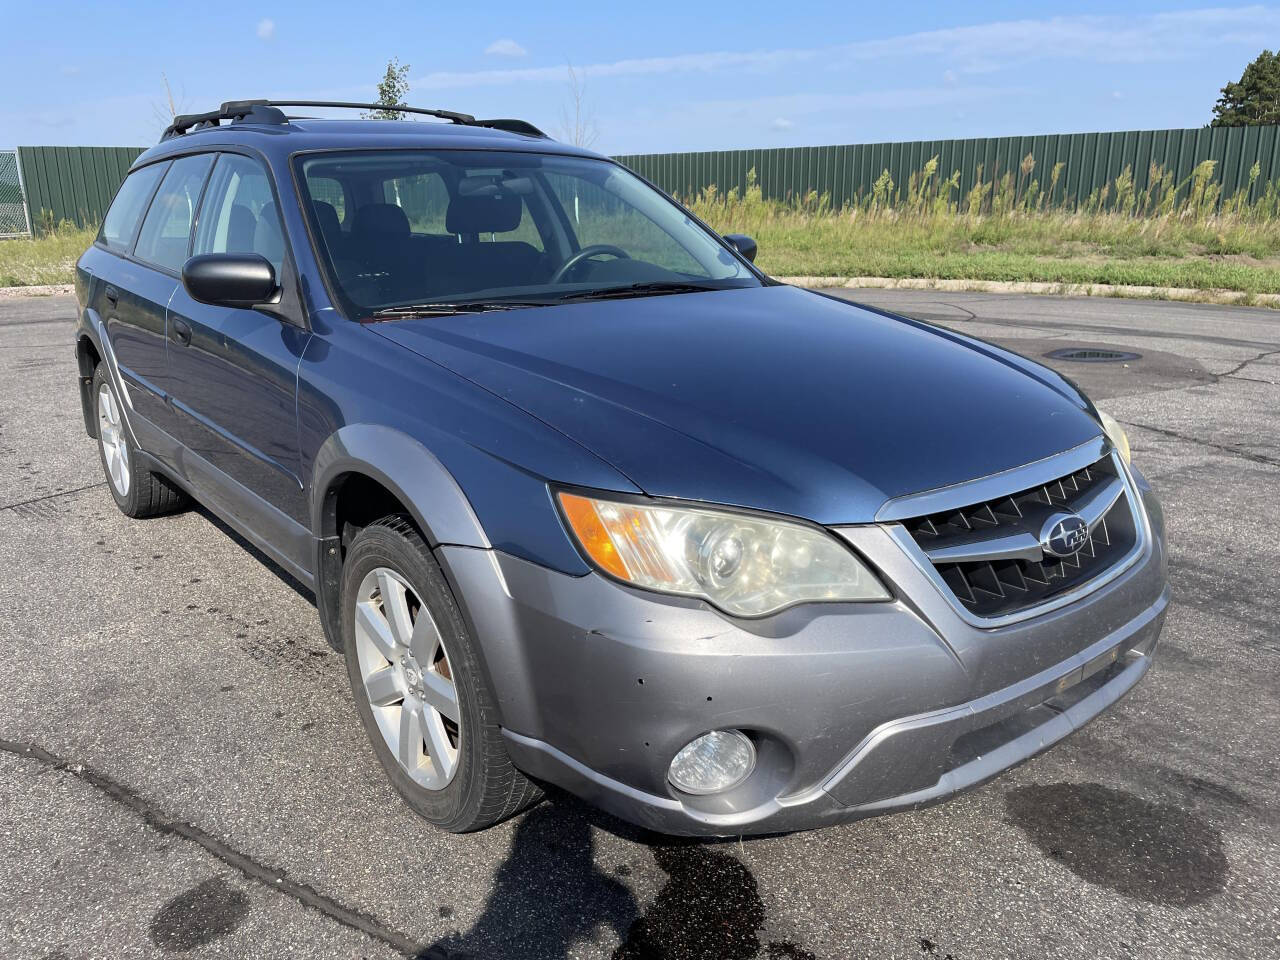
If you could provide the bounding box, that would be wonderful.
[182,253,278,309]
[723,233,758,263]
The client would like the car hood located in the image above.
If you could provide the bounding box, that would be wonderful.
[374,285,1103,523]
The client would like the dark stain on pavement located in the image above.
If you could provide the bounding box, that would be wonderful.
[614,842,764,959]
[614,841,815,960]
[1005,783,1228,907]
[149,876,250,951]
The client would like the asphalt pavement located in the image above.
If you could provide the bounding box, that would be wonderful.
[1,289,1277,960]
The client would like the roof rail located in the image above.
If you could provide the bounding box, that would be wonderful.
[160,99,548,141]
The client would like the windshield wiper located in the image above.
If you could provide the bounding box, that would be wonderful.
[552,281,722,303]
[369,300,546,320]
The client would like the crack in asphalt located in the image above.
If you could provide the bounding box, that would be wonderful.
[1219,347,1280,380]
[1121,420,1280,468]
[0,738,422,957]
[0,481,106,512]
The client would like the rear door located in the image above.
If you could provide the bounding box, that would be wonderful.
[123,153,215,447]
[165,151,312,563]
[93,160,171,433]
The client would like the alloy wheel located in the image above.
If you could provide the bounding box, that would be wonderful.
[97,382,131,497]
[353,567,461,789]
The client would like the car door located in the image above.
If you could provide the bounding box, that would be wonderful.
[165,150,312,566]
[119,153,215,448]
[92,160,173,435]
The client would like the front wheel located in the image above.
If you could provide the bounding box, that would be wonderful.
[340,516,541,831]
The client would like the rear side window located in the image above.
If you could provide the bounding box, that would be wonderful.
[192,154,286,276]
[99,162,167,253]
[134,154,214,273]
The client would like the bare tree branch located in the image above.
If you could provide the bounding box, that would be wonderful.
[558,64,599,148]
[151,72,188,126]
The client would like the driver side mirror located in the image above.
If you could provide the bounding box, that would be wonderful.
[182,253,278,309]
[723,234,758,263]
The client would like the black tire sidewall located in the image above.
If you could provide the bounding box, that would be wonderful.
[339,520,488,829]
[92,366,140,515]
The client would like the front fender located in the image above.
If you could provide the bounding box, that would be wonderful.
[309,423,496,653]
[309,422,490,549]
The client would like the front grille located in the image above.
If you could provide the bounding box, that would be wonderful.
[903,454,1137,618]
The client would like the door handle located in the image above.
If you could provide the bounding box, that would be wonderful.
[104,284,119,306]
[170,316,192,347]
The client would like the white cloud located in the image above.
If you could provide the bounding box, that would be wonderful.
[485,38,527,57]
[256,18,275,40]
[412,7,1280,91]
[770,117,794,131]
[607,85,1014,153]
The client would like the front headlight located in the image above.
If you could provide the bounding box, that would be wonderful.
[1097,410,1131,465]
[557,492,889,617]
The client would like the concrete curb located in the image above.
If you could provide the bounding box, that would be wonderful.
[773,275,1280,308]
[0,283,73,299]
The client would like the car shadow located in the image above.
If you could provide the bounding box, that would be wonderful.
[191,503,315,604]
[417,799,639,959]
[416,788,816,960]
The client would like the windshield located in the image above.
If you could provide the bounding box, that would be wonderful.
[295,149,759,315]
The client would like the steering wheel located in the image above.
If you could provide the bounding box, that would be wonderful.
[550,244,631,284]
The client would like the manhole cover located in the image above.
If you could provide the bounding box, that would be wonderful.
[1044,348,1142,363]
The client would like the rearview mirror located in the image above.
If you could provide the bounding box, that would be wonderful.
[723,233,758,263]
[182,253,278,309]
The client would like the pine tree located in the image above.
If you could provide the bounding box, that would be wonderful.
[1212,51,1280,126]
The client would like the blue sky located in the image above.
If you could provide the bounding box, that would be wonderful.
[3,2,1276,153]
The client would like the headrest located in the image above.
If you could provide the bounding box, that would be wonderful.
[353,203,411,243]
[253,201,284,268]
[227,203,257,253]
[446,193,522,235]
[313,200,342,239]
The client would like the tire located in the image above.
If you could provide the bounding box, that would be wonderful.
[92,364,188,519]
[340,515,541,831]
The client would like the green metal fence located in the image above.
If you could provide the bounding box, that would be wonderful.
[11,125,1280,236]
[615,125,1280,210]
[16,146,145,232]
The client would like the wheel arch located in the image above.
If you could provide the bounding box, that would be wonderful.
[309,424,491,651]
[76,314,105,438]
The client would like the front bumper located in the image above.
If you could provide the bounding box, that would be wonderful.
[440,479,1167,836]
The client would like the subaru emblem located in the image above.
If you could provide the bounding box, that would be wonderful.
[1040,513,1090,559]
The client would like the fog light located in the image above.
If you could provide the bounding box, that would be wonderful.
[667,730,756,795]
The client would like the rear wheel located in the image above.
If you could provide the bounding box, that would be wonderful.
[340,516,541,831]
[93,364,187,518]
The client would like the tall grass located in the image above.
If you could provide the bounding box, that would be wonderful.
[688,156,1280,222]
[0,219,98,287]
[685,159,1280,294]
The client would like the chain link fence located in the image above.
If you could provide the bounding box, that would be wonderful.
[1,151,32,237]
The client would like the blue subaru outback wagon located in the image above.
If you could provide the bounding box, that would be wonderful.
[74,100,1168,835]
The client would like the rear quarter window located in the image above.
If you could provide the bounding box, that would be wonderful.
[99,162,168,253]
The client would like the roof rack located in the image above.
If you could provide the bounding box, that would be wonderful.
[161,99,547,141]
